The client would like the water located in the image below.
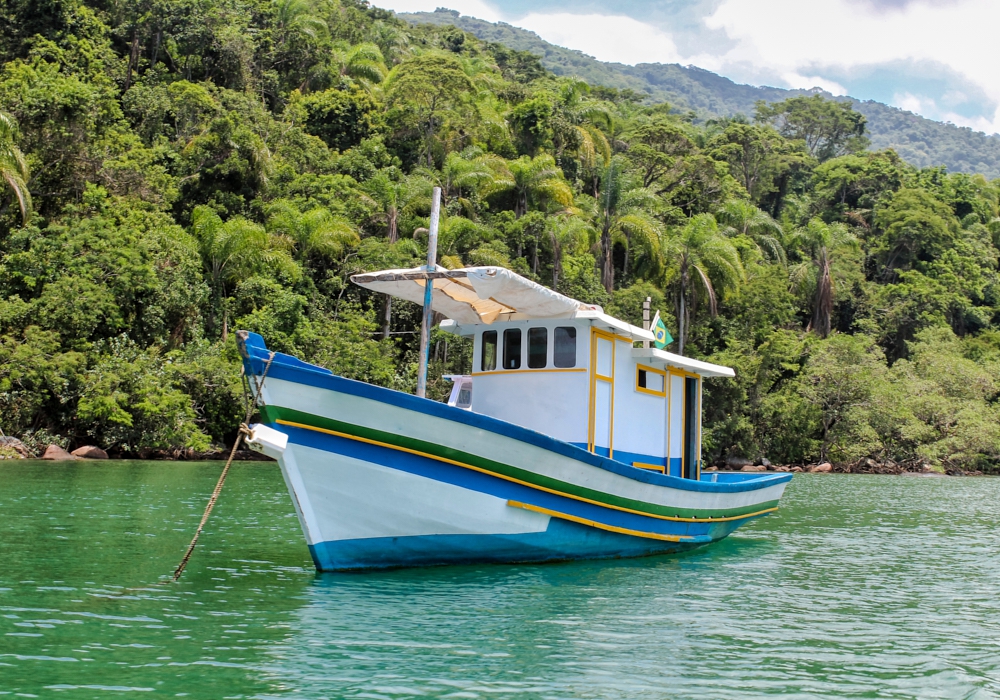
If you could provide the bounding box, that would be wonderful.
[1,462,998,699]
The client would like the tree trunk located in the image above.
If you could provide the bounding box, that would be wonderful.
[812,252,833,338]
[381,294,392,340]
[388,210,398,243]
[678,288,686,356]
[600,219,614,293]
[124,29,140,91]
[551,236,561,290]
[532,230,540,276]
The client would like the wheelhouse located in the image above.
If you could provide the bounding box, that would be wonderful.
[352,266,734,480]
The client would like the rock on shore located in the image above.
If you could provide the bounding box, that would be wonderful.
[71,445,109,459]
[42,444,81,461]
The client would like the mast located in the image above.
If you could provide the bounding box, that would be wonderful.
[416,186,442,398]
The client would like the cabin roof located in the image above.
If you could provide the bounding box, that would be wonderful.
[351,266,588,321]
[631,348,736,378]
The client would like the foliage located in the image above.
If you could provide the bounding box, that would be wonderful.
[0,1,998,472]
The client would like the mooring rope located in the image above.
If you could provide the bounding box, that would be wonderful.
[171,351,276,582]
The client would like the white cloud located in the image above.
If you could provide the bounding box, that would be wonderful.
[514,13,682,66]
[781,73,847,96]
[893,92,933,115]
[702,0,1000,133]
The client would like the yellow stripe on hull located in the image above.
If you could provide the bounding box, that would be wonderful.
[274,419,779,524]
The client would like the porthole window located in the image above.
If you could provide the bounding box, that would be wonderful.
[553,327,576,368]
[481,330,497,371]
[528,327,547,368]
[503,329,522,370]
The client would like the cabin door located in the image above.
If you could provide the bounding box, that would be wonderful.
[589,330,615,457]
[683,376,700,479]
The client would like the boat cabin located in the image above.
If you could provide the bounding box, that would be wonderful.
[352,266,735,480]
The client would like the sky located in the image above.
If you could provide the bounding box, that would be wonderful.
[375,0,1000,135]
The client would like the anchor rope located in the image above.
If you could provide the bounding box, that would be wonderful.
[171,350,275,582]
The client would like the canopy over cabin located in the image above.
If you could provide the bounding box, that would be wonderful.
[352,266,734,480]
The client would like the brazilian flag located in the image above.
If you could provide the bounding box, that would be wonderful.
[651,311,673,349]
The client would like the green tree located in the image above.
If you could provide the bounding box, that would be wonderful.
[661,213,745,354]
[755,95,869,162]
[595,158,663,292]
[383,52,475,167]
[191,205,298,340]
[0,111,30,225]
[265,200,359,262]
[500,154,573,219]
[714,199,785,263]
[788,218,859,338]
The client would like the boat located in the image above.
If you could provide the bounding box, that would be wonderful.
[238,265,791,571]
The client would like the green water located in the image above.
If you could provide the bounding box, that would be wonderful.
[1,462,999,699]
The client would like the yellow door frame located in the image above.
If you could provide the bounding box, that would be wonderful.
[588,327,616,457]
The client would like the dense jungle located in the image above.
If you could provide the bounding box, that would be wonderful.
[1,0,999,471]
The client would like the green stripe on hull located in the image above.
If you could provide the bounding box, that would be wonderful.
[259,405,779,520]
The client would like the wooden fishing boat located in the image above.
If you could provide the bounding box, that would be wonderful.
[239,265,791,572]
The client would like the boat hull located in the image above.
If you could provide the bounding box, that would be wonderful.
[240,335,791,572]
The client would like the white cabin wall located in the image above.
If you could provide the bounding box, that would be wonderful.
[667,373,685,477]
[469,319,590,445]
[472,373,589,444]
[611,343,666,466]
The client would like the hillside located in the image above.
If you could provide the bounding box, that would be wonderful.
[400,9,1000,179]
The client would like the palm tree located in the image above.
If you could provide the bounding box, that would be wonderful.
[361,173,433,338]
[715,199,785,264]
[192,206,299,341]
[0,112,31,225]
[273,0,328,43]
[331,42,387,86]
[265,201,359,262]
[547,215,593,290]
[596,158,663,292]
[364,172,431,244]
[369,21,410,65]
[788,218,858,338]
[417,147,510,215]
[503,154,573,219]
[661,214,745,354]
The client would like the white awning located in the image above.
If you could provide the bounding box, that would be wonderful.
[631,348,736,378]
[351,266,598,325]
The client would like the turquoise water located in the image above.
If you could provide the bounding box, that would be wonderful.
[1,461,999,699]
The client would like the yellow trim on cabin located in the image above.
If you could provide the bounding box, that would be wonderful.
[589,327,617,455]
[635,363,667,397]
[472,367,586,377]
[632,462,666,473]
[274,419,780,523]
[507,500,693,542]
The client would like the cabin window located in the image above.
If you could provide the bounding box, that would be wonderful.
[481,331,497,371]
[553,327,576,368]
[503,329,522,370]
[636,364,666,396]
[528,327,547,368]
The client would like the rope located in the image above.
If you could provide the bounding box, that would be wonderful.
[171,351,276,582]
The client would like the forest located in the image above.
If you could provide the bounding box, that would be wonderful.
[1,0,999,471]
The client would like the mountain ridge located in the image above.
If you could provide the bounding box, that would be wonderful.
[400,9,1000,179]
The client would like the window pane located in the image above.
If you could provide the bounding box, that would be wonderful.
[503,329,522,370]
[553,327,576,368]
[638,369,647,388]
[481,331,497,371]
[528,327,547,368]
[648,372,664,393]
